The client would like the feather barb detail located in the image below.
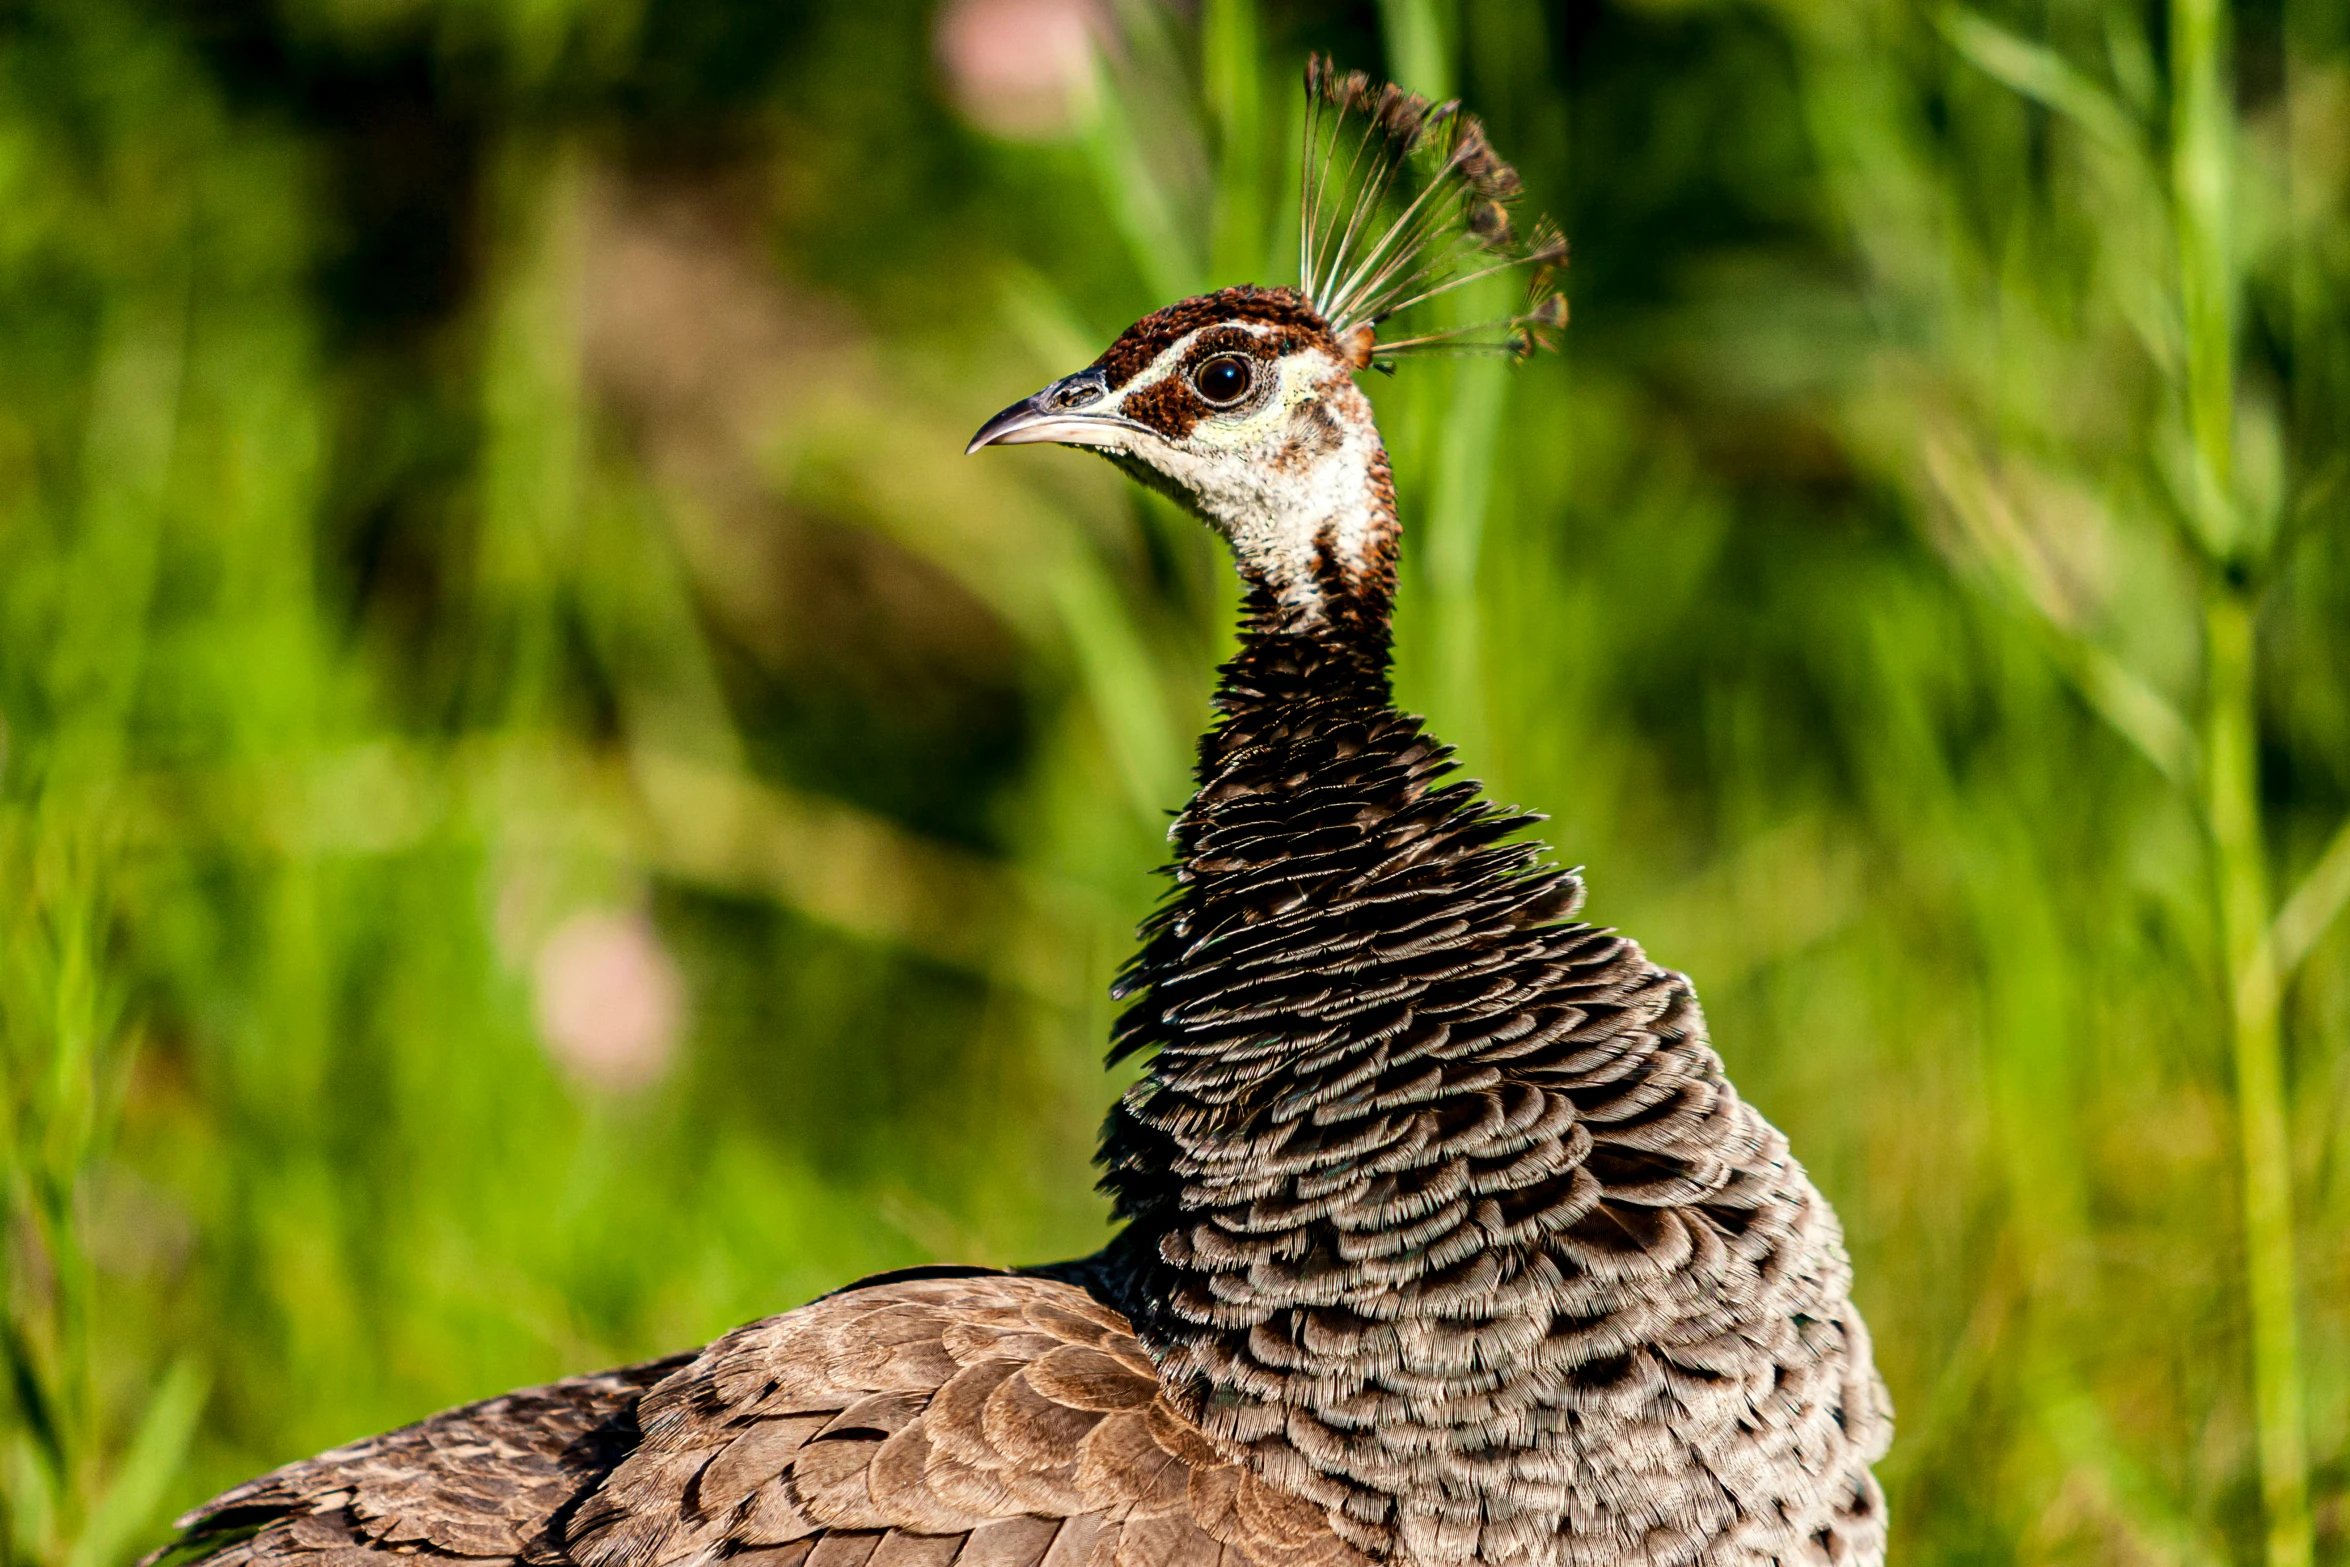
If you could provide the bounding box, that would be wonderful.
[1298,56,1568,362]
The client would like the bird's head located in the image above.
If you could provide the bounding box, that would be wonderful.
[967,286,1395,618]
[968,60,1565,634]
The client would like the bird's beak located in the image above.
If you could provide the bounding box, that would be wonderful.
[965,376,1151,455]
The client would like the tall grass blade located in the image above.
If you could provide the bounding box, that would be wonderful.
[2207,596,2314,1567]
[62,1359,206,1567]
[2271,812,2350,976]
[1937,7,2142,152]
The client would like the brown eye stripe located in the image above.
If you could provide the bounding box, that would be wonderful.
[1091,285,1340,388]
[1122,327,1304,439]
[1120,375,1209,440]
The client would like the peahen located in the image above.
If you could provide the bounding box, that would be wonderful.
[148,60,1890,1567]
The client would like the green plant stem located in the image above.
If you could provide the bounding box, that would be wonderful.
[1201,0,1262,281]
[2171,0,2312,1551]
[475,130,588,731]
[2203,590,2311,1567]
[2172,0,2236,546]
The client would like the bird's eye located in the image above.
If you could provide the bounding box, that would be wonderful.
[1191,354,1254,406]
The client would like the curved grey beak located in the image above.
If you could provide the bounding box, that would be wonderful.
[965,374,1151,455]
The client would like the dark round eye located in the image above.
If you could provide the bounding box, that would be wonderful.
[1191,354,1253,406]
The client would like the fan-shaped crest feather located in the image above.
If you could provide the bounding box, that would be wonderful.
[1299,57,1568,360]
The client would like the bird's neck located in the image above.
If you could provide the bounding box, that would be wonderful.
[1215,587,1396,721]
[1089,590,1587,1559]
[1196,376,1402,637]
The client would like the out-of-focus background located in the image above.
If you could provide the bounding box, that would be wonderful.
[2,0,2346,1563]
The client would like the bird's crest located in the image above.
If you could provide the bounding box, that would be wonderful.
[1299,57,1568,364]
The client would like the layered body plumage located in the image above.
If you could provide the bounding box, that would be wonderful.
[150,63,1889,1567]
[1084,602,1889,1567]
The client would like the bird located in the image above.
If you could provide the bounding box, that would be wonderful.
[147,60,1890,1567]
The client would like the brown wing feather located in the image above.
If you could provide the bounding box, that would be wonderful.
[149,1277,1360,1567]
[555,1275,1364,1567]
[148,1356,693,1567]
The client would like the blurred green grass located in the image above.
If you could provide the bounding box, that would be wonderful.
[2,1,2347,1565]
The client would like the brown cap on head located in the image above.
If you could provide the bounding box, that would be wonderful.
[1090,286,1344,390]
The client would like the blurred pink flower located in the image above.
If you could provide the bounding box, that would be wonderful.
[532,909,686,1093]
[935,0,1098,140]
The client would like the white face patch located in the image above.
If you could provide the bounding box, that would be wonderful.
[1087,325,1395,623]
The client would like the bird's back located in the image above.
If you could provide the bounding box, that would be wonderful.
[156,1273,1365,1567]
